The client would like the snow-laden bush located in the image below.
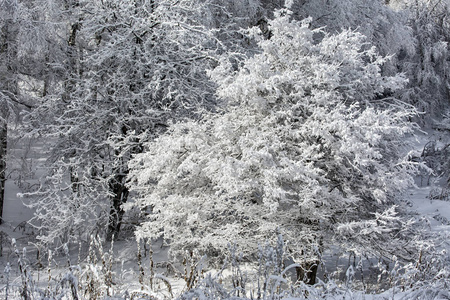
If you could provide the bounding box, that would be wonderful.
[1,233,448,299]
[127,8,421,272]
[179,235,450,300]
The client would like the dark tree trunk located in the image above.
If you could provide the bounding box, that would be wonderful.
[296,260,319,285]
[0,122,6,224]
[0,18,18,225]
[106,173,129,241]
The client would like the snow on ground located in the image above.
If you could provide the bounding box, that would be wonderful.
[408,186,450,228]
[2,135,39,227]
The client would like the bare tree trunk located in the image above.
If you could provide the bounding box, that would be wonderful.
[296,260,319,285]
[0,15,18,224]
[106,172,129,241]
[0,122,6,224]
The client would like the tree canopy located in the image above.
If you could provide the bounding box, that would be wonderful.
[127,9,420,266]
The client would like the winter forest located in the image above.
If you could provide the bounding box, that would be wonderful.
[0,0,450,299]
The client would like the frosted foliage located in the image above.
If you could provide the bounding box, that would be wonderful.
[396,0,450,118]
[128,12,419,264]
[16,0,64,60]
[25,0,217,247]
[80,0,214,111]
[293,0,414,71]
[0,0,20,121]
[23,161,110,247]
[202,0,261,28]
[0,0,17,15]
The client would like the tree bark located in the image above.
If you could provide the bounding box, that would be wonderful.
[296,260,319,285]
[0,16,18,225]
[0,122,6,224]
[106,172,129,241]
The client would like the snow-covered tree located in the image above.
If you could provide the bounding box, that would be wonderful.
[128,8,420,280]
[259,0,415,70]
[25,0,219,247]
[394,0,450,121]
[0,0,40,223]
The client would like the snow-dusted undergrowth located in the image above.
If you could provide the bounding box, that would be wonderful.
[0,229,449,300]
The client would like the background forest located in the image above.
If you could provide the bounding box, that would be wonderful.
[0,0,449,299]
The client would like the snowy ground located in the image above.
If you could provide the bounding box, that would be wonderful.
[408,186,450,230]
